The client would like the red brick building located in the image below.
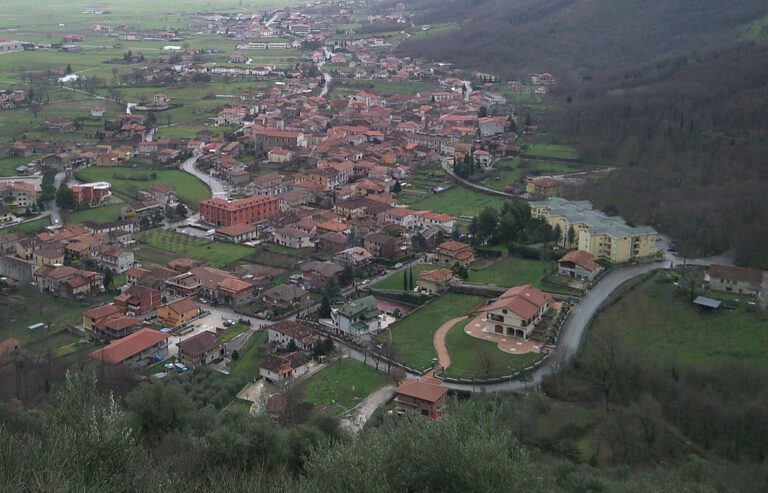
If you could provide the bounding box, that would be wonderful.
[200,195,279,227]
[69,182,112,205]
[395,378,448,421]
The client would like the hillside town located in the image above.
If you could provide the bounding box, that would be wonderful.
[1,0,766,433]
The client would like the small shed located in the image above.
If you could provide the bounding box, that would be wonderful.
[693,296,722,312]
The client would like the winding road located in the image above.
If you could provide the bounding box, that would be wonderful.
[180,155,227,198]
[335,256,712,393]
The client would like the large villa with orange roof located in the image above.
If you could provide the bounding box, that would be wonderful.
[483,284,552,340]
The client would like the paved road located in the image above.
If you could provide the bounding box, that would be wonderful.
[180,155,227,198]
[48,171,67,226]
[335,260,669,392]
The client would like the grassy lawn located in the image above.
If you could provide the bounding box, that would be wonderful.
[405,186,507,218]
[63,203,125,225]
[387,293,485,370]
[0,156,37,176]
[0,216,51,235]
[219,323,249,343]
[444,319,542,379]
[469,257,556,288]
[76,167,210,207]
[136,229,253,268]
[302,358,389,413]
[228,331,268,380]
[0,288,95,350]
[589,270,768,368]
[372,264,440,291]
[522,143,580,161]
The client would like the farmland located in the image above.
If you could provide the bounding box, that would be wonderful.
[135,229,253,268]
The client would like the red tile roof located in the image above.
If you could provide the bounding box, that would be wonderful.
[559,250,599,271]
[90,328,168,365]
[396,379,447,402]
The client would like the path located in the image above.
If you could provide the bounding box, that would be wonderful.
[180,155,227,198]
[344,383,396,433]
[439,159,516,199]
[432,316,467,369]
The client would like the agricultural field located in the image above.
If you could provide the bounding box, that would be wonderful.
[63,203,125,225]
[329,79,439,100]
[588,269,768,368]
[444,318,541,379]
[76,166,210,207]
[480,158,582,192]
[521,143,580,161]
[371,264,441,291]
[302,358,389,414]
[469,257,556,289]
[386,293,485,370]
[404,185,507,218]
[0,0,305,31]
[408,23,461,41]
[136,229,253,268]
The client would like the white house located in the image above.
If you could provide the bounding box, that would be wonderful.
[259,352,309,384]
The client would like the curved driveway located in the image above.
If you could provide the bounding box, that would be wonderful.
[338,260,667,392]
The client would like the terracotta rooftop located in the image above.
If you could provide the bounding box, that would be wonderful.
[90,328,168,365]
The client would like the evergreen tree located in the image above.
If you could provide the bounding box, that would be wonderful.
[408,268,414,291]
[403,269,408,291]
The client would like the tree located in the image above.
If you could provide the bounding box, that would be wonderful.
[411,232,427,252]
[65,64,72,74]
[567,225,576,247]
[176,203,188,217]
[477,106,488,118]
[408,268,414,291]
[392,180,402,194]
[103,269,114,291]
[403,269,408,291]
[552,224,562,245]
[518,368,534,390]
[124,380,195,439]
[468,216,479,245]
[55,184,76,210]
[319,294,331,318]
[476,207,499,245]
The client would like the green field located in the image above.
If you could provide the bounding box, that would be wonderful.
[405,186,507,218]
[521,143,580,161]
[386,293,485,370]
[0,216,51,235]
[589,270,768,367]
[329,79,439,100]
[219,323,249,343]
[136,229,253,268]
[482,158,581,192]
[302,358,389,413]
[372,264,440,291]
[228,331,268,380]
[0,288,91,349]
[469,257,556,288]
[64,203,125,225]
[408,23,461,41]
[0,157,38,177]
[444,319,542,379]
[76,167,210,207]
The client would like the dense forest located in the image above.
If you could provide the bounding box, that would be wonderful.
[399,0,768,265]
